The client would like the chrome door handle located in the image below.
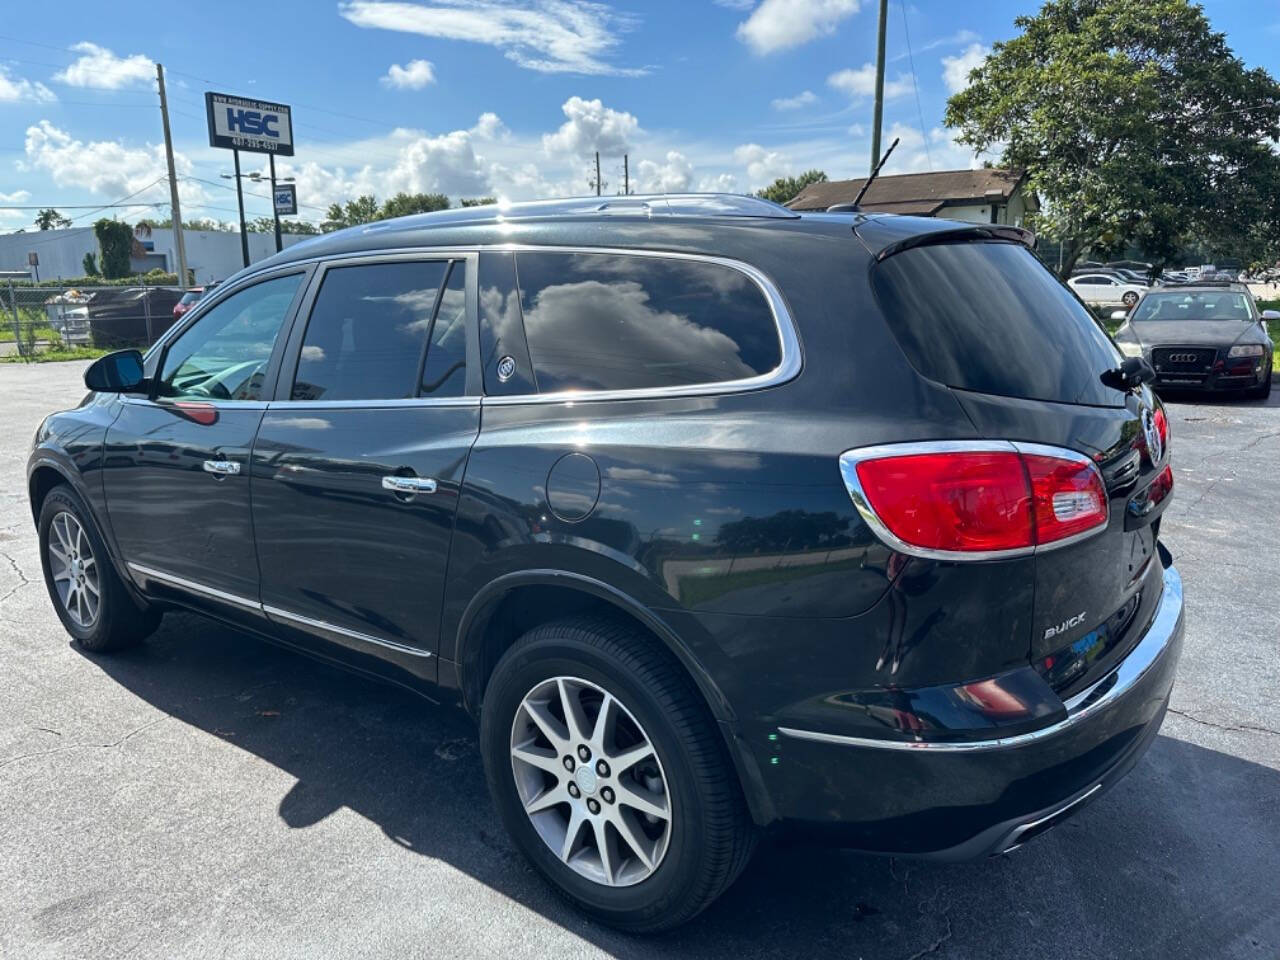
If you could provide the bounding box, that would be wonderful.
[381,475,437,495]
[203,459,241,476]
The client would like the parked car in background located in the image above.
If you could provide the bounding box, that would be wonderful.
[172,287,205,321]
[28,199,1184,932]
[87,287,184,349]
[1112,283,1275,398]
[1068,272,1147,307]
[43,290,92,346]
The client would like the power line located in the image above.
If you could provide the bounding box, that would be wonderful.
[900,0,932,170]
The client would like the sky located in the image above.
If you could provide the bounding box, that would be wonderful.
[0,0,1275,231]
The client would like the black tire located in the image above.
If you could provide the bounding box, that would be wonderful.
[37,484,161,652]
[480,616,756,932]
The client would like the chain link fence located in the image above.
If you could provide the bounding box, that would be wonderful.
[0,281,187,361]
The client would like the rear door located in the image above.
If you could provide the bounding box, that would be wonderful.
[869,237,1172,698]
[250,254,480,666]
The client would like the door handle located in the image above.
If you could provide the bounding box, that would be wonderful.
[203,459,241,477]
[381,475,437,495]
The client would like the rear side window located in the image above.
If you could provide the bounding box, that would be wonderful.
[291,260,449,401]
[514,252,782,393]
[873,242,1123,407]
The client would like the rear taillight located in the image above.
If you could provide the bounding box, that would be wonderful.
[840,442,1108,560]
[1153,406,1169,451]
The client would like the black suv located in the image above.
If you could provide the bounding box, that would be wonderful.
[28,195,1184,931]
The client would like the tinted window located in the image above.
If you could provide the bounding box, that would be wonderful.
[478,251,536,396]
[291,261,448,401]
[158,273,302,401]
[419,261,467,397]
[873,241,1123,407]
[514,252,782,392]
[1131,291,1254,322]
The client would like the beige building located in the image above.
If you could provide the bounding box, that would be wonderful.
[785,168,1037,226]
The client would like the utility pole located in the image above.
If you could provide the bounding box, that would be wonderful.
[269,154,283,253]
[155,63,189,289]
[870,0,889,175]
[595,152,602,196]
[233,149,249,268]
[624,155,629,195]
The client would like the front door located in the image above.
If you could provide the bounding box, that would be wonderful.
[103,270,308,620]
[251,255,480,669]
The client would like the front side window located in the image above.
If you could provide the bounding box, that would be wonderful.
[513,252,783,393]
[291,260,451,401]
[157,273,303,401]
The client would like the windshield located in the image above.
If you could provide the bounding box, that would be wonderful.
[1131,292,1254,322]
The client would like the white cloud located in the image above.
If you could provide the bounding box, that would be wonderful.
[737,0,860,55]
[0,66,55,103]
[637,151,693,192]
[713,0,754,9]
[942,42,989,95]
[0,189,31,203]
[698,172,738,192]
[382,58,436,89]
[771,90,817,111]
[339,0,642,75]
[471,111,507,139]
[827,63,914,102]
[52,42,153,90]
[542,96,640,159]
[733,143,791,188]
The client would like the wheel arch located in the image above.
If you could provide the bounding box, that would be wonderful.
[453,569,776,825]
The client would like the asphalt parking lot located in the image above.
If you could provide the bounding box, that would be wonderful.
[1,360,1277,960]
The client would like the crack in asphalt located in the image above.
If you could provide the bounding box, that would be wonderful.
[1168,708,1280,738]
[903,910,954,960]
[0,546,32,606]
[0,715,170,771]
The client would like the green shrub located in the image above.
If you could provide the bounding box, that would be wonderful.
[93,219,133,279]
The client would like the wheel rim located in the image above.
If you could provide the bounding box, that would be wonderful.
[510,675,673,887]
[47,511,100,629]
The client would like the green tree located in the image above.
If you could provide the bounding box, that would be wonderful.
[946,0,1280,276]
[82,251,98,276]
[379,192,451,219]
[460,197,497,207]
[755,170,827,205]
[322,195,382,232]
[92,219,133,279]
[34,208,72,230]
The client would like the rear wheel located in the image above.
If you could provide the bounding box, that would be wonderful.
[1122,291,1139,307]
[480,616,755,932]
[38,484,161,652]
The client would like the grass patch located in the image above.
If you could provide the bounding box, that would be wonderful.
[0,325,59,343]
[0,346,107,364]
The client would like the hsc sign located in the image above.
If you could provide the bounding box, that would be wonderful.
[205,92,294,156]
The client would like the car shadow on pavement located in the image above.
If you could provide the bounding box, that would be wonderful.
[83,612,1280,960]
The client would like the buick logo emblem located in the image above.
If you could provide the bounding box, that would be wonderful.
[1167,353,1197,364]
[1140,406,1163,464]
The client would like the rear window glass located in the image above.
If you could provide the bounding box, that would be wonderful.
[872,241,1122,407]
[514,252,782,393]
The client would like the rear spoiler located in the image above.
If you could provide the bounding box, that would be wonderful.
[857,221,1036,262]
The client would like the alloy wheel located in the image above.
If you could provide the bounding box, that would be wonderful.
[47,511,100,628]
[510,675,673,887]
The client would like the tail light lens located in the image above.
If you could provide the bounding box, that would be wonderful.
[841,443,1108,559]
[1153,406,1169,451]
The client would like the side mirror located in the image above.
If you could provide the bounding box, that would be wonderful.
[1110,310,1129,321]
[84,349,146,393]
[1100,356,1156,392]
[1261,309,1280,321]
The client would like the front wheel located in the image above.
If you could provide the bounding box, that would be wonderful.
[1246,368,1272,400]
[1122,291,1139,307]
[480,616,756,932]
[38,484,161,652]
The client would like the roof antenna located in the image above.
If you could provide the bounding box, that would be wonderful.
[829,137,899,213]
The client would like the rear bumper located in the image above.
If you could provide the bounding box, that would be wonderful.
[763,560,1184,857]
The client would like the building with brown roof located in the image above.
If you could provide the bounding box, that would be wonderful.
[785,167,1037,226]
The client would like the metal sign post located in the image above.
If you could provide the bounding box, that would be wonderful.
[233,149,249,269]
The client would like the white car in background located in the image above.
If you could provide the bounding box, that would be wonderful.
[1068,273,1147,308]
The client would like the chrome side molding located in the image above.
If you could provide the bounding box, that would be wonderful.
[126,562,431,659]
